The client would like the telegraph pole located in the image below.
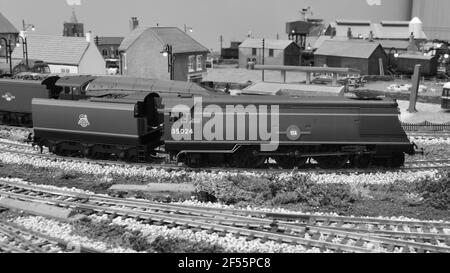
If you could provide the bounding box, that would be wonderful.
[262,38,265,81]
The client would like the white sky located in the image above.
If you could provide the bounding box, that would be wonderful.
[0,0,412,50]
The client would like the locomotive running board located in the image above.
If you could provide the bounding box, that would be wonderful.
[255,151,377,157]
[176,145,241,160]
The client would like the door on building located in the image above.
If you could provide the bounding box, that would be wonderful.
[327,56,341,68]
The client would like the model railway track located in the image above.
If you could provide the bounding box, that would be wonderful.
[1,140,450,175]
[407,131,450,138]
[0,219,98,253]
[0,180,449,253]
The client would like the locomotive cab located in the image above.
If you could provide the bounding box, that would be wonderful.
[55,75,96,100]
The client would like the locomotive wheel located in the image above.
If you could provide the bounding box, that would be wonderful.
[276,156,308,169]
[390,153,405,168]
[350,155,371,169]
[314,156,349,169]
[230,148,266,168]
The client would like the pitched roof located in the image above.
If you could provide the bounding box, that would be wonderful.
[119,27,209,54]
[0,12,18,34]
[239,38,298,50]
[315,40,383,59]
[378,40,410,50]
[97,36,124,45]
[11,34,90,65]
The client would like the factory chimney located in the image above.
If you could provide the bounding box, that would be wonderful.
[130,17,139,31]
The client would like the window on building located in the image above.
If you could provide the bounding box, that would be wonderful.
[102,49,108,57]
[196,55,203,71]
[188,55,195,72]
[61,68,70,73]
[115,49,119,57]
[269,49,274,57]
[252,48,257,55]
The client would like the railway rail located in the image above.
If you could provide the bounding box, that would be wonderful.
[0,139,450,175]
[0,180,449,253]
[0,219,98,253]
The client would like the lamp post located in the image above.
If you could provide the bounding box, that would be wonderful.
[20,20,35,68]
[388,47,398,70]
[161,44,174,80]
[0,38,12,75]
[16,36,28,67]
[262,38,265,81]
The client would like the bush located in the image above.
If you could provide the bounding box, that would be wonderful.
[415,172,450,210]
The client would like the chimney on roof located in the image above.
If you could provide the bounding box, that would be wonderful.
[331,27,336,38]
[369,30,374,42]
[86,31,92,43]
[130,17,139,31]
[347,27,353,39]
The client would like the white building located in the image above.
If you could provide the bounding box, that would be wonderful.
[12,33,105,74]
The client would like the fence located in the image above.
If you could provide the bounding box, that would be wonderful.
[401,121,450,131]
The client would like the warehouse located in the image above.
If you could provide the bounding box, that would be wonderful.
[238,38,301,68]
[314,40,387,75]
[393,53,438,76]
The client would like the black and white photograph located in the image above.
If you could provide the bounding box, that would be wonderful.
[0,0,449,263]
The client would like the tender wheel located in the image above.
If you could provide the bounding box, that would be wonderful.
[276,156,308,169]
[350,155,371,169]
[315,156,349,169]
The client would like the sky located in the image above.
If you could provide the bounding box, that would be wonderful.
[0,0,413,50]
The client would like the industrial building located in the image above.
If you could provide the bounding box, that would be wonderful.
[412,0,450,41]
[393,53,438,76]
[238,38,301,68]
[314,40,387,75]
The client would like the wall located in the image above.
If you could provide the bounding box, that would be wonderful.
[412,0,450,40]
[239,47,286,68]
[368,47,387,75]
[78,43,106,75]
[122,30,169,80]
[98,44,120,59]
[48,64,78,74]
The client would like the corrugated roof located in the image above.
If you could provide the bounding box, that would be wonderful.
[327,19,428,40]
[310,36,349,49]
[336,19,371,26]
[239,38,297,50]
[315,40,383,59]
[119,27,209,54]
[243,82,344,96]
[396,53,436,60]
[97,37,124,45]
[371,23,427,40]
[11,34,89,65]
[0,12,18,34]
[378,40,410,50]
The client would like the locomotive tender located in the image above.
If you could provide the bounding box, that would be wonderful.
[0,73,212,127]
